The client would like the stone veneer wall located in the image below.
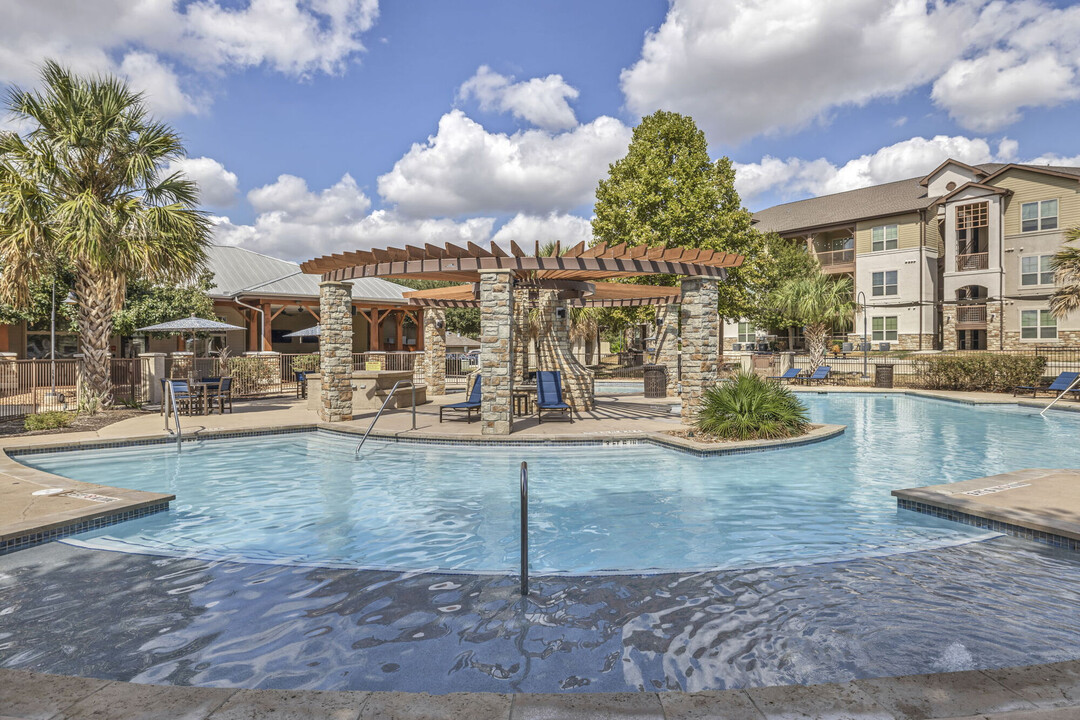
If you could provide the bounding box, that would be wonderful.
[680,277,719,424]
[423,309,446,395]
[655,303,680,397]
[318,280,354,422]
[536,291,594,411]
[511,289,531,384]
[846,333,937,351]
[479,271,514,435]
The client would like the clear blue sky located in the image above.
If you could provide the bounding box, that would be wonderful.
[3,0,1079,261]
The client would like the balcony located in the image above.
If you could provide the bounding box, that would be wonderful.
[815,248,855,274]
[956,304,987,328]
[956,252,989,272]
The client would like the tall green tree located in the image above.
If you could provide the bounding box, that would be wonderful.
[773,274,855,370]
[111,271,216,337]
[591,110,762,326]
[0,61,210,403]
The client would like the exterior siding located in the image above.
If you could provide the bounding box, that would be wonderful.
[991,169,1080,236]
[924,213,943,252]
[855,213,921,254]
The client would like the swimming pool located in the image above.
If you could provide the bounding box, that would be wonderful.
[594,380,644,395]
[18,394,1080,574]
[6,393,1080,693]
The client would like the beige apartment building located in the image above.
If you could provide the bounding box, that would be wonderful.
[730,160,1080,352]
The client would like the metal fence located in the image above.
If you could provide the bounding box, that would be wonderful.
[0,357,148,418]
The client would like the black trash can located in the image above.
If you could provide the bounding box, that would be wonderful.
[875,363,895,389]
[643,364,667,398]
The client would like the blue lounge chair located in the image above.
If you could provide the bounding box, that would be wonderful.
[536,370,572,423]
[440,376,482,422]
[1014,371,1080,398]
[768,368,802,383]
[803,366,831,385]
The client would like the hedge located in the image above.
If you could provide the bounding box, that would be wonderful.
[913,353,1046,392]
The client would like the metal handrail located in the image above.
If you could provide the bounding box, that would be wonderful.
[162,380,183,451]
[354,379,417,455]
[1041,375,1080,417]
[520,461,529,597]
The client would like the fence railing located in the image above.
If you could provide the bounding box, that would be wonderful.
[956,305,988,324]
[956,252,989,272]
[816,248,854,267]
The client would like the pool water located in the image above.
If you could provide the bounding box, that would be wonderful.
[594,381,644,395]
[21,394,1080,574]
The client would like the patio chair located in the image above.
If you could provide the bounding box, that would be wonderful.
[1014,371,1080,398]
[878,342,891,352]
[841,342,853,355]
[440,375,482,422]
[856,342,870,352]
[768,368,802,383]
[163,379,195,416]
[536,370,572,423]
[209,377,233,414]
[732,343,742,351]
[295,371,308,399]
[803,366,832,385]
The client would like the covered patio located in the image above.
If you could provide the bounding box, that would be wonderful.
[300,241,743,434]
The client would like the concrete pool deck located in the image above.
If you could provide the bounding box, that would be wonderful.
[5,660,1080,719]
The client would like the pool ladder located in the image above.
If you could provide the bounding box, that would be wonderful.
[355,379,417,455]
[162,380,183,452]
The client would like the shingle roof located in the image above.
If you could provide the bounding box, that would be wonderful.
[205,245,410,304]
[445,332,480,348]
[751,162,1080,235]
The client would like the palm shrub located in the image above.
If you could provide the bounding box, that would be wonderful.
[695,371,809,441]
[772,274,855,371]
[0,62,210,405]
[1051,226,1080,319]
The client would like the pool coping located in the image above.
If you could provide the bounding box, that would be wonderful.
[4,658,1080,719]
[894,468,1080,551]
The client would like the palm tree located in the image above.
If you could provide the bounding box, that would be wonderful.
[773,273,855,370]
[0,61,210,405]
[1051,227,1080,319]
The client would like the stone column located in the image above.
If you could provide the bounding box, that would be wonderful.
[479,271,514,435]
[512,288,532,384]
[941,304,958,351]
[680,276,720,424]
[139,352,166,405]
[319,281,354,422]
[655,303,680,397]
[423,308,447,396]
[537,293,594,411]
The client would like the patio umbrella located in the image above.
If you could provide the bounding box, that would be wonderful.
[137,314,245,356]
[284,325,320,338]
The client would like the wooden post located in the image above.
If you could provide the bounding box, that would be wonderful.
[395,311,404,350]
[246,309,258,352]
[368,309,380,351]
[415,309,424,350]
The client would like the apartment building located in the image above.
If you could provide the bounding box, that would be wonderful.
[727,160,1080,351]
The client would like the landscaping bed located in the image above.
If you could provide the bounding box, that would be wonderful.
[0,408,151,437]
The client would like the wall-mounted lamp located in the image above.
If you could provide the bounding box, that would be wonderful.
[555,307,567,320]
[656,316,664,328]
[435,319,444,330]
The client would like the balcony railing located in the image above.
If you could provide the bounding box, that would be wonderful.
[956,252,989,272]
[816,248,854,267]
[956,304,987,325]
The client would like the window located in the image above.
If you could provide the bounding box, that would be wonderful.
[871,316,898,341]
[1021,199,1058,232]
[1021,309,1057,339]
[737,321,756,343]
[871,225,898,251]
[872,270,898,296]
[956,201,989,257]
[1020,255,1055,286]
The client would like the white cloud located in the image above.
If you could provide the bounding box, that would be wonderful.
[119,52,199,117]
[490,213,594,250]
[620,0,1080,143]
[734,135,996,202]
[459,65,580,131]
[166,157,239,207]
[377,110,632,217]
[0,0,380,117]
[211,173,494,261]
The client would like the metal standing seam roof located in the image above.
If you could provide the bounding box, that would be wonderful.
[751,162,1080,235]
[204,245,411,304]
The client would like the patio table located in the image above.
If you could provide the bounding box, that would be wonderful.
[190,380,221,415]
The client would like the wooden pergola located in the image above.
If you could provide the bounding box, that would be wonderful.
[305,241,743,434]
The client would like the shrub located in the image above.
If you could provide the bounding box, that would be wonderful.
[226,356,277,395]
[695,371,810,441]
[291,353,320,373]
[913,354,1046,392]
[24,411,75,431]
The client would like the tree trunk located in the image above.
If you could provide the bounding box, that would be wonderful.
[806,322,828,371]
[74,265,124,408]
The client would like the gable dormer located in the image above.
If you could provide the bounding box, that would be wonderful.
[919,159,988,199]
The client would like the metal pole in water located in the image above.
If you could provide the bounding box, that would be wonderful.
[520,461,529,596]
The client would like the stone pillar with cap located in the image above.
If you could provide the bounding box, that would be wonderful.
[479,271,514,435]
[319,280,354,422]
[423,308,446,396]
[679,276,719,424]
